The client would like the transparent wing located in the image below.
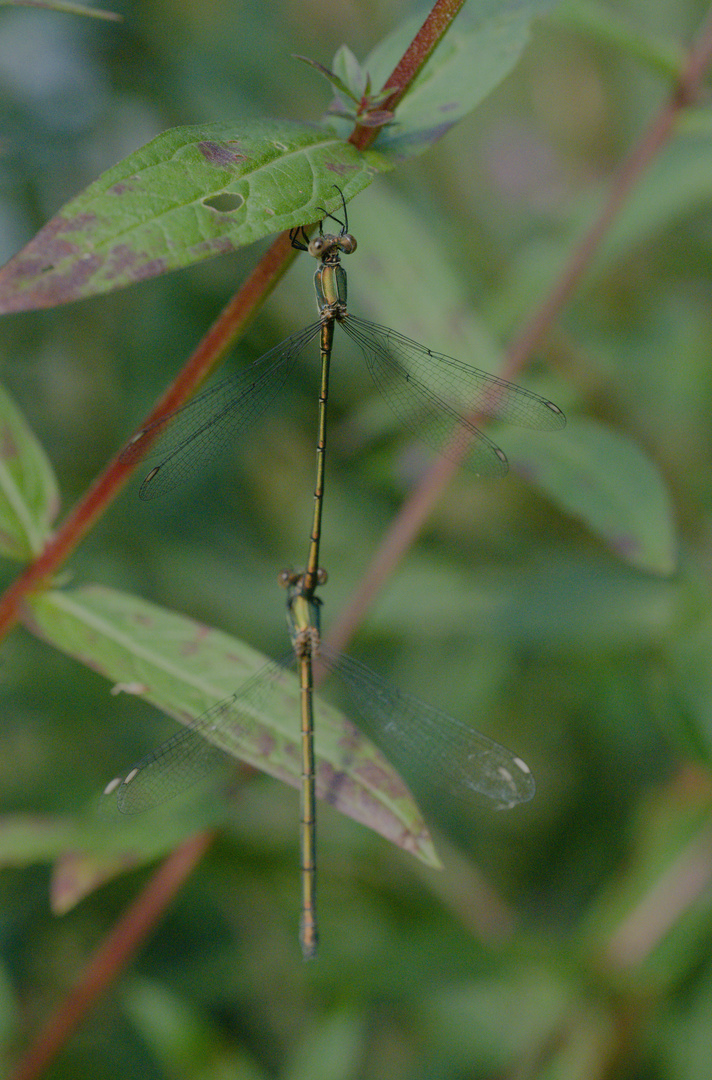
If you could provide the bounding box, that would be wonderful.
[101,647,533,820]
[120,321,323,499]
[340,315,564,477]
[323,649,535,810]
[101,655,295,816]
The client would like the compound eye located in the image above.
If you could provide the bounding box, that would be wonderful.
[339,234,357,254]
[308,238,325,257]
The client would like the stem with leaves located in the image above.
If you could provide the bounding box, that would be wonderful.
[0,0,467,641]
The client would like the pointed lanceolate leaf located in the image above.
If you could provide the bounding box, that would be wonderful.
[0,119,389,313]
[331,44,369,100]
[0,383,60,559]
[292,55,361,104]
[22,585,440,868]
[508,418,678,576]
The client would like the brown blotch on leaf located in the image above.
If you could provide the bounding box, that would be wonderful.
[197,141,248,167]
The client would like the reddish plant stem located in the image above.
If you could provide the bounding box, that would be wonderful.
[9,831,216,1080]
[324,7,712,658]
[350,0,467,150]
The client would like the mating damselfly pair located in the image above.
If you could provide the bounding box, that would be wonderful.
[105,190,564,958]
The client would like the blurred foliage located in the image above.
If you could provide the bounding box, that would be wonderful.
[2,0,712,1078]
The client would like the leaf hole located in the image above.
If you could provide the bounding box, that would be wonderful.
[202,192,244,213]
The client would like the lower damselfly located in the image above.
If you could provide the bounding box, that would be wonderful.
[102,570,535,961]
[121,192,565,563]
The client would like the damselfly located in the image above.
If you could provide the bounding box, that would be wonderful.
[102,570,535,960]
[121,192,565,522]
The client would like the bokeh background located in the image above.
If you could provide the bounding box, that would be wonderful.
[3,0,712,1077]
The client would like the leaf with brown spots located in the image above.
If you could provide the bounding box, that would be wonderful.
[0,119,389,313]
[23,584,440,885]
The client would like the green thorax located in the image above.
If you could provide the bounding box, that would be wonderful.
[314,261,347,315]
[286,586,322,650]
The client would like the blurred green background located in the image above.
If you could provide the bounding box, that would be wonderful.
[3,0,712,1077]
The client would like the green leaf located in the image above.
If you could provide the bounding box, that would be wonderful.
[0,814,90,865]
[360,0,556,160]
[331,44,369,100]
[0,382,60,559]
[375,553,678,651]
[0,119,390,313]
[0,809,220,913]
[52,794,225,913]
[592,137,712,272]
[507,419,678,576]
[22,585,441,868]
[0,0,121,19]
[293,55,361,105]
[342,184,557,463]
[346,184,507,371]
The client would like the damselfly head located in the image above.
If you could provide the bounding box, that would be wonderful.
[278,567,328,592]
[307,232,357,261]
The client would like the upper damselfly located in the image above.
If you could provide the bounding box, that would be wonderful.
[121,191,565,518]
